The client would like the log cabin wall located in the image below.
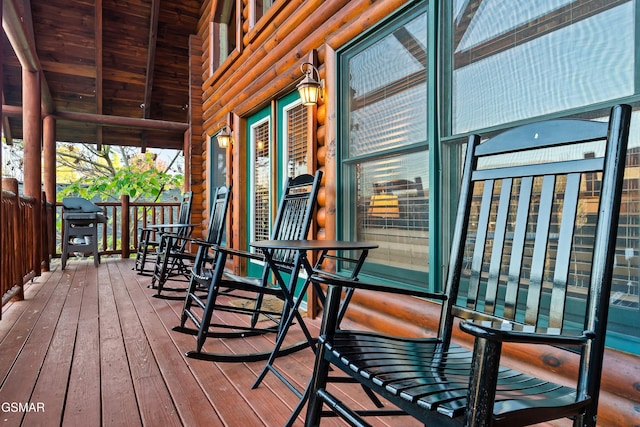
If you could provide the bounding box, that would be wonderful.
[188,33,205,235]
[198,0,413,267]
[190,1,640,425]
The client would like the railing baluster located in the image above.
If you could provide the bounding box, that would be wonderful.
[2,195,180,309]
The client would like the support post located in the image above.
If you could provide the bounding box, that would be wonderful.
[23,69,42,275]
[43,115,56,265]
[121,195,131,258]
[0,0,4,318]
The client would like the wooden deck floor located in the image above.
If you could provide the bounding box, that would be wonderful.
[0,258,420,427]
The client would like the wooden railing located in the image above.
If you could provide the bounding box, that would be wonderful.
[1,186,181,313]
[1,179,51,312]
[55,196,182,259]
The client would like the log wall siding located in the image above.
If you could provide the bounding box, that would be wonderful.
[198,0,411,251]
[191,1,640,425]
[189,34,206,237]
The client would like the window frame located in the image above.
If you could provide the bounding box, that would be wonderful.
[336,2,436,288]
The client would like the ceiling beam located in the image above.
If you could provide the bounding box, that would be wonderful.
[55,111,189,132]
[2,105,188,131]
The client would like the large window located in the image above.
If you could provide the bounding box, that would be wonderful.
[340,5,429,284]
[208,132,228,243]
[446,0,640,354]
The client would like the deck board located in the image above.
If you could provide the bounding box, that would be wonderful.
[23,263,83,426]
[0,258,421,427]
[113,259,223,427]
[63,260,102,427]
[100,260,145,427]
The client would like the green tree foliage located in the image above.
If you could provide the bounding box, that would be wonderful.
[57,144,183,202]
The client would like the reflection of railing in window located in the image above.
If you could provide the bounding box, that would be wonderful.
[364,177,428,231]
[463,174,639,312]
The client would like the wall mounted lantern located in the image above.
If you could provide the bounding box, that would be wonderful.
[216,123,233,149]
[296,62,324,106]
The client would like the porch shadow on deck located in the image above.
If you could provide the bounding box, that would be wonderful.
[0,258,419,427]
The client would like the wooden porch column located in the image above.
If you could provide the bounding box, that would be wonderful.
[183,129,191,193]
[43,114,56,263]
[23,69,42,275]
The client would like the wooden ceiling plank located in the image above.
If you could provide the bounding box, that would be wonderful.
[140,0,160,152]
[143,0,160,119]
[3,0,54,112]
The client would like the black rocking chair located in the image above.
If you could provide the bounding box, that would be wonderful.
[151,185,231,299]
[304,105,631,427]
[134,191,193,275]
[174,171,322,362]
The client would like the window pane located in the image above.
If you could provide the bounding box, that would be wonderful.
[357,151,429,274]
[251,120,271,242]
[348,13,428,157]
[285,102,308,178]
[611,111,640,351]
[452,1,634,134]
[255,0,273,23]
[211,0,237,72]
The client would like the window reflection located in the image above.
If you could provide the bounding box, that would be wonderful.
[452,1,634,133]
[357,153,429,273]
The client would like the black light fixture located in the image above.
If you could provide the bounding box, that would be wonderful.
[216,123,233,149]
[296,62,323,106]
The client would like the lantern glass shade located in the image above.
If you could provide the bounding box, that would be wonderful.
[216,127,232,149]
[297,77,321,106]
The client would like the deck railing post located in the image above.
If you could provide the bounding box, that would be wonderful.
[2,178,24,301]
[41,191,50,271]
[121,195,130,259]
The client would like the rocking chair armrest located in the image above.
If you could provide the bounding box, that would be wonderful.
[216,246,265,262]
[158,231,182,240]
[184,237,220,248]
[459,319,593,346]
[142,223,194,232]
[311,271,447,301]
[138,224,194,240]
[158,233,211,247]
